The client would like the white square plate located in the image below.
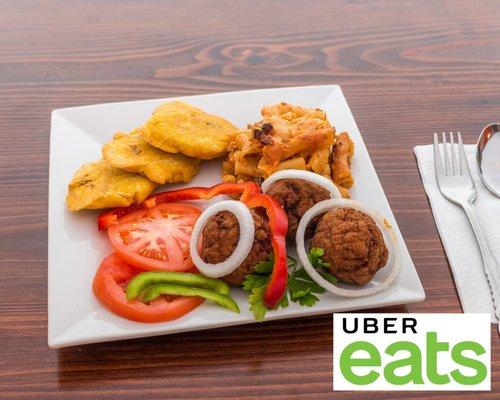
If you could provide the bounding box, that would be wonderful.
[48,85,425,348]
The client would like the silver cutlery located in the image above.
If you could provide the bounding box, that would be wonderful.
[433,132,500,333]
[477,123,500,198]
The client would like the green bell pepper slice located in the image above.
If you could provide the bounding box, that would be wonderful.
[142,284,240,313]
[126,271,230,300]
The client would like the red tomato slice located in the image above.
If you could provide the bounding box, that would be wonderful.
[108,203,201,271]
[93,254,204,323]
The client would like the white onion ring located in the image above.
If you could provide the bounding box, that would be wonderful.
[295,198,400,297]
[261,170,342,199]
[190,200,255,278]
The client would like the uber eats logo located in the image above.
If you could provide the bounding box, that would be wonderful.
[333,314,490,391]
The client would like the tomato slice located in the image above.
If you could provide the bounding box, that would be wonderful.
[93,254,204,323]
[108,203,201,271]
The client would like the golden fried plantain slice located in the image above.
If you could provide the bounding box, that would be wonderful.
[66,160,157,211]
[102,128,200,184]
[143,101,238,160]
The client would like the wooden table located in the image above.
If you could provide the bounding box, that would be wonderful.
[1,0,498,398]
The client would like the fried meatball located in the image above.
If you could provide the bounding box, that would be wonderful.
[266,178,330,241]
[200,208,272,286]
[310,208,388,285]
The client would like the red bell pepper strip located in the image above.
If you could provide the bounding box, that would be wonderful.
[245,193,288,309]
[98,181,260,230]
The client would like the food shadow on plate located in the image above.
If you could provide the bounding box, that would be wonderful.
[62,208,109,251]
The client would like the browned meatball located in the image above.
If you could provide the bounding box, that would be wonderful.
[266,178,330,241]
[200,208,272,286]
[310,208,388,285]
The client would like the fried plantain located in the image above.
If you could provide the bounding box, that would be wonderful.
[102,128,200,184]
[143,101,238,160]
[66,160,157,211]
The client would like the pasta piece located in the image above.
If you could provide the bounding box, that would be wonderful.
[276,156,307,172]
[223,103,355,197]
[235,159,260,177]
[307,147,331,177]
[332,132,354,188]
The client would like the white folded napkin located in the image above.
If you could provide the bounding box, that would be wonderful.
[414,145,500,322]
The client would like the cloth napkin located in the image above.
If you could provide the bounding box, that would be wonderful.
[414,144,500,323]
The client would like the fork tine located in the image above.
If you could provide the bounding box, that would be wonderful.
[442,132,450,175]
[433,132,445,178]
[449,132,458,175]
[457,132,470,176]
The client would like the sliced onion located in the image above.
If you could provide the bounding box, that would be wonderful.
[190,200,255,278]
[261,169,342,199]
[295,198,400,297]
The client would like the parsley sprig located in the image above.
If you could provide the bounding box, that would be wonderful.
[242,248,337,321]
[308,247,339,285]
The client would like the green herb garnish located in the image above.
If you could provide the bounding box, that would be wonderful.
[307,247,337,284]
[248,286,268,322]
[308,247,330,269]
[242,248,336,321]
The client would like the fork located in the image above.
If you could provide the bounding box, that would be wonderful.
[434,132,500,333]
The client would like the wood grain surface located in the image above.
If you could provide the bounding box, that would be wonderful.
[0,0,499,398]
